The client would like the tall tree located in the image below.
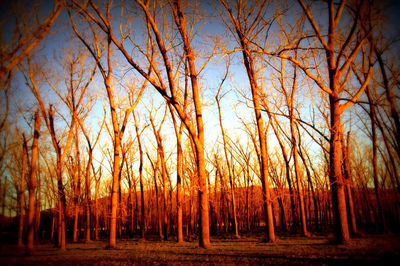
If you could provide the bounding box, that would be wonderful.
[215,61,239,238]
[149,107,169,241]
[76,107,104,242]
[220,0,276,242]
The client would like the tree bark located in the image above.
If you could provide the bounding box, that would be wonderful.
[220,0,275,241]
[94,172,100,240]
[18,136,28,247]
[269,115,297,233]
[329,93,350,243]
[216,92,239,238]
[34,166,41,244]
[72,125,81,243]
[169,107,184,242]
[366,87,387,232]
[26,111,41,253]
[133,112,146,240]
[341,132,358,235]
[173,0,210,247]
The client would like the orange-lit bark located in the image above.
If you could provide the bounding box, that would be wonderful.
[17,135,27,247]
[26,111,41,253]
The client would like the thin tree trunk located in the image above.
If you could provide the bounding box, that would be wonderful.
[126,159,133,236]
[341,132,358,235]
[95,175,100,240]
[50,212,55,242]
[133,112,146,240]
[220,0,275,242]
[216,92,239,238]
[72,126,81,243]
[26,111,41,253]
[34,167,41,244]
[366,87,387,232]
[246,163,251,232]
[169,107,184,242]
[150,113,169,241]
[84,154,93,242]
[300,144,320,231]
[291,118,308,237]
[1,179,6,216]
[269,116,297,233]
[299,147,318,232]
[133,175,138,235]
[18,136,28,247]
[148,153,163,239]
[176,139,184,242]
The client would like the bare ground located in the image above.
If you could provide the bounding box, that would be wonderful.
[0,234,399,265]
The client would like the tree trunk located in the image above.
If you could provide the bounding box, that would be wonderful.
[149,154,163,240]
[84,154,92,242]
[341,132,358,235]
[50,212,55,242]
[126,160,133,236]
[175,123,184,242]
[108,116,121,248]
[329,93,350,244]
[26,111,41,253]
[73,128,81,243]
[300,145,320,231]
[216,94,239,238]
[133,112,146,240]
[56,160,67,250]
[18,136,28,247]
[220,0,275,242]
[246,163,251,232]
[34,169,41,244]
[291,118,308,237]
[95,177,100,240]
[1,179,6,217]
[366,87,387,232]
[270,117,297,233]
[173,0,210,247]
[133,176,138,235]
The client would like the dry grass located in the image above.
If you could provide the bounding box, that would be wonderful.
[0,234,399,265]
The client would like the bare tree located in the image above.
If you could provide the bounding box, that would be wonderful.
[76,107,104,242]
[215,60,239,238]
[219,0,276,242]
[149,106,169,240]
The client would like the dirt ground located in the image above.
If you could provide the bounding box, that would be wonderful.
[0,234,399,265]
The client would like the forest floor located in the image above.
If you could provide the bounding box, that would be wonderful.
[0,233,399,265]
